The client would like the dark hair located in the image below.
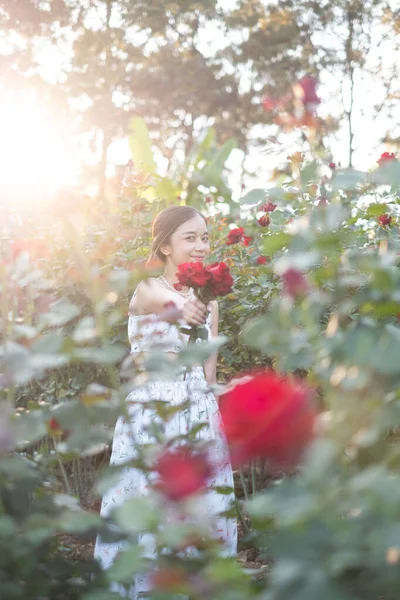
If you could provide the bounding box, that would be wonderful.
[150,206,207,263]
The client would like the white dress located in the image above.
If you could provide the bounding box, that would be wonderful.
[94,303,237,598]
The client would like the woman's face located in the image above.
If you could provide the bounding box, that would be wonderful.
[162,214,210,267]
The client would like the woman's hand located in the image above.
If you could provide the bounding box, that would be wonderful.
[182,297,208,326]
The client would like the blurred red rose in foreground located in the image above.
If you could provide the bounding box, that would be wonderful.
[282,268,308,297]
[377,152,396,166]
[258,215,270,227]
[261,201,277,213]
[155,448,213,501]
[292,75,320,112]
[219,371,316,469]
[151,566,188,592]
[159,301,183,324]
[378,214,392,227]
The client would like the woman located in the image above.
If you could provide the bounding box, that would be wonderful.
[94,206,237,597]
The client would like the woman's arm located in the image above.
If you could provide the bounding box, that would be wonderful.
[129,278,172,315]
[129,278,207,325]
[204,300,219,385]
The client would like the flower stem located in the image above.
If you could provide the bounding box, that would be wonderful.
[251,461,257,497]
[239,469,250,501]
[235,498,250,534]
[53,437,72,496]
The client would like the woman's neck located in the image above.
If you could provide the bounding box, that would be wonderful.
[161,265,190,294]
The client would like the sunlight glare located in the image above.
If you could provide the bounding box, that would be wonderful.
[0,93,79,210]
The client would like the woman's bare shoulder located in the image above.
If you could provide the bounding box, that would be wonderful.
[129,277,175,315]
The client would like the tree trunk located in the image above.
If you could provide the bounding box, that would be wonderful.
[345,5,355,168]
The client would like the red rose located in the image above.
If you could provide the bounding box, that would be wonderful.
[243,235,252,246]
[159,301,183,324]
[292,75,320,112]
[377,152,396,166]
[207,262,234,296]
[226,227,245,245]
[258,215,270,227]
[226,227,252,246]
[329,162,336,170]
[378,214,392,227]
[261,202,277,213]
[48,418,70,439]
[155,448,213,501]
[256,256,268,265]
[151,566,188,592]
[176,262,233,300]
[219,371,316,469]
[282,268,308,297]
[262,96,278,112]
[175,262,212,289]
[48,418,62,435]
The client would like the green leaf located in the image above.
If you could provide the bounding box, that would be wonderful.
[73,317,98,343]
[200,138,236,185]
[300,161,318,186]
[372,160,400,187]
[275,251,320,273]
[179,336,228,365]
[332,168,366,190]
[40,298,81,327]
[341,325,400,375]
[57,510,102,533]
[196,325,209,341]
[108,545,144,583]
[265,186,287,203]
[239,188,266,206]
[366,203,389,217]
[190,127,216,167]
[261,233,291,255]
[82,592,121,600]
[73,345,126,364]
[154,176,179,204]
[80,383,112,406]
[114,497,158,534]
[30,353,69,371]
[128,116,157,174]
[212,485,235,495]
[0,517,15,538]
[180,327,193,336]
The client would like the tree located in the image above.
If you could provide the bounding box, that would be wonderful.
[219,0,400,167]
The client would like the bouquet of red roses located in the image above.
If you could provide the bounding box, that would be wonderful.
[175,261,234,341]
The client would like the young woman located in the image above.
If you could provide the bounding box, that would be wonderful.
[94,206,237,598]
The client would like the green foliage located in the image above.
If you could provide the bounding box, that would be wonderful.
[3,140,400,598]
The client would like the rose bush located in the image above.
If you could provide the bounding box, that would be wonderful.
[3,111,400,600]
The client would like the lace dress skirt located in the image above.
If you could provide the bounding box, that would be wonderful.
[94,365,237,598]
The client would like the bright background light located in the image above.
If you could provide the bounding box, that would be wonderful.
[0,91,80,210]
